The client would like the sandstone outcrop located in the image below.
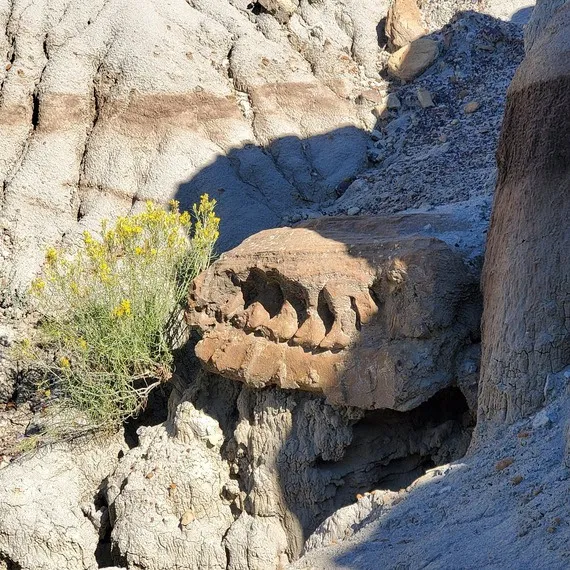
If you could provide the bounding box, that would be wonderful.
[385,0,428,50]
[478,0,570,426]
[386,38,439,82]
[187,213,481,412]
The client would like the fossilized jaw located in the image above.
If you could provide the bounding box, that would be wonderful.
[187,219,482,411]
[187,250,380,394]
[189,264,379,352]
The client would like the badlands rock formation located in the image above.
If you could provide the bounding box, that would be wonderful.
[0,3,525,406]
[187,213,481,411]
[478,0,570,426]
[293,2,570,567]
[0,0,391,289]
[0,431,126,570]
[3,0,567,569]
[100,368,472,568]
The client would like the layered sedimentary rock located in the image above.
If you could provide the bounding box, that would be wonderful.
[187,213,482,412]
[0,0,392,287]
[478,0,570,426]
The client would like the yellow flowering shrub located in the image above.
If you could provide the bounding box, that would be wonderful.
[22,196,219,429]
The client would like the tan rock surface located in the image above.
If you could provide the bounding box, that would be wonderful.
[187,213,481,412]
[385,0,428,50]
[387,38,439,82]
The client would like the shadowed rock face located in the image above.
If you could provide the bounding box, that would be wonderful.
[187,213,482,412]
[477,1,570,427]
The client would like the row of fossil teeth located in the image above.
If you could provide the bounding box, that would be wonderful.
[221,291,374,351]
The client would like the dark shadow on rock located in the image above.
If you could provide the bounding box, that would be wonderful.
[511,5,534,25]
[175,128,368,252]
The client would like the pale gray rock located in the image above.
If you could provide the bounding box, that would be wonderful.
[477,0,570,426]
[302,490,400,553]
[99,368,472,568]
[105,401,235,570]
[224,513,289,570]
[0,432,126,570]
[0,0,389,288]
[0,0,517,291]
[524,0,567,50]
[292,389,570,570]
[229,383,472,558]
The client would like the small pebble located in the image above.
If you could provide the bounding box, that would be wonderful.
[496,457,514,471]
[417,88,434,108]
[180,510,195,526]
[532,410,554,429]
[386,93,401,110]
[464,101,480,114]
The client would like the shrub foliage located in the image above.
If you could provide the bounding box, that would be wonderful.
[22,196,219,430]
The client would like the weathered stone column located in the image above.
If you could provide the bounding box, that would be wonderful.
[477,3,570,427]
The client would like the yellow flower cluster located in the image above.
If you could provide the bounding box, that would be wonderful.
[46,247,58,265]
[114,217,143,240]
[31,278,46,293]
[112,299,132,319]
[23,193,220,431]
[193,194,220,247]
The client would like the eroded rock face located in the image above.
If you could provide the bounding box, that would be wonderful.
[524,0,568,50]
[106,402,235,570]
[104,370,472,567]
[230,384,472,557]
[478,1,570,427]
[0,0,394,288]
[0,432,126,570]
[187,213,481,412]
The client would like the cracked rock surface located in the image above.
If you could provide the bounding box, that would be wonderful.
[0,431,126,570]
[100,369,472,568]
[293,368,570,570]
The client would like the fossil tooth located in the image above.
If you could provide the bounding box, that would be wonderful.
[319,322,351,350]
[266,300,298,341]
[244,302,271,330]
[291,311,326,349]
